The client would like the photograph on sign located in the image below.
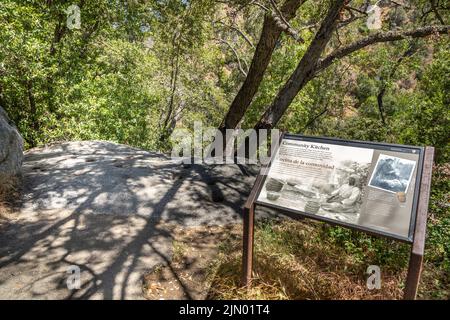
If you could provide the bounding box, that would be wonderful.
[256,136,421,240]
[368,154,416,194]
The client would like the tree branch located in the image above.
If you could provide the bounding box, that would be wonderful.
[316,25,450,73]
[215,21,255,48]
[345,5,368,16]
[249,0,270,12]
[215,38,248,77]
[270,0,306,43]
[430,0,446,25]
[338,4,368,29]
[376,42,418,125]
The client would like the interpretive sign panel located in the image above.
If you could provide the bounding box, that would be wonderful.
[255,134,424,242]
[242,133,434,299]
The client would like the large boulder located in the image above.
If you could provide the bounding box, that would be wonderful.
[0,106,23,178]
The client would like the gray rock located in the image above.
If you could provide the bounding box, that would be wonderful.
[1,141,262,299]
[0,141,293,299]
[0,106,23,177]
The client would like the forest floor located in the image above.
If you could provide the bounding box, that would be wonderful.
[142,224,241,300]
[147,218,448,300]
[142,222,406,300]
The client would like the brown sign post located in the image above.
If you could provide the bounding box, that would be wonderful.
[241,133,434,300]
[403,146,434,299]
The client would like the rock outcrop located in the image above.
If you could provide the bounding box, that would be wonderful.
[0,106,23,178]
[0,140,264,299]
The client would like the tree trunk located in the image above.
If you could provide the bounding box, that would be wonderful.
[254,0,346,130]
[159,33,181,144]
[49,14,66,56]
[218,0,306,132]
[27,79,38,147]
[377,42,418,125]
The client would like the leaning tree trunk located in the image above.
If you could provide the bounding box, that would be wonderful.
[254,0,346,130]
[218,0,306,132]
[233,0,346,159]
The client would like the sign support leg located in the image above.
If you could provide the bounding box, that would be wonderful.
[404,146,434,300]
[242,204,255,287]
[404,251,423,300]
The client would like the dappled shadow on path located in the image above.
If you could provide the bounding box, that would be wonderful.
[0,141,255,299]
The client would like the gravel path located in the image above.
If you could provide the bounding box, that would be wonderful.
[0,141,257,299]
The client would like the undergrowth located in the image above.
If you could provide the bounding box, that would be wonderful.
[207,165,449,300]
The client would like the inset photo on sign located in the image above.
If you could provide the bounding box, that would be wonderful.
[368,154,416,194]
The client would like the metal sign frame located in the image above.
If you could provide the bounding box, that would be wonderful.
[241,133,434,300]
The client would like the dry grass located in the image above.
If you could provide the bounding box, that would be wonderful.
[142,224,242,300]
[142,218,446,300]
[419,261,450,299]
[206,220,408,300]
[0,173,21,222]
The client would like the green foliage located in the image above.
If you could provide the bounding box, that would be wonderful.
[426,165,450,273]
[324,225,410,270]
[0,0,448,299]
[0,0,224,151]
[394,47,450,162]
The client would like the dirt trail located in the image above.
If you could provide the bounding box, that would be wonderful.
[0,141,256,299]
